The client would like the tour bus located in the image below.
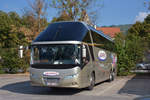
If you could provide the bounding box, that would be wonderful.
[30,21,117,90]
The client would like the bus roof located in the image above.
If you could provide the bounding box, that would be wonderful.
[33,21,113,43]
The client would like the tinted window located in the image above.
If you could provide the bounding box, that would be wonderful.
[89,45,94,61]
[31,44,81,65]
[83,32,92,43]
[85,45,90,61]
[91,30,114,51]
[34,22,88,42]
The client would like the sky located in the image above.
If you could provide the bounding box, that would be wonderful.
[0,0,149,26]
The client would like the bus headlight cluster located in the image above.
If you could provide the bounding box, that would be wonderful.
[64,74,78,79]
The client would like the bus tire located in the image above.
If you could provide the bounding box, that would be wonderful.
[108,70,115,82]
[87,73,95,90]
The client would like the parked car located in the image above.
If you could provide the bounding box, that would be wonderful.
[136,63,150,70]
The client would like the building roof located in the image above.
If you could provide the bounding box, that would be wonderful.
[96,27,120,38]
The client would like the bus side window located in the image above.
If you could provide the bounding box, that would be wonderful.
[86,46,90,62]
[89,45,94,61]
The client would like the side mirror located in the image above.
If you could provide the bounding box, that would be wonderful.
[82,45,89,64]
[82,45,86,58]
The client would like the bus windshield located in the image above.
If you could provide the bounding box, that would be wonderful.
[31,44,81,65]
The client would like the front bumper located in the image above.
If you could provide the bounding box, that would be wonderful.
[30,67,81,88]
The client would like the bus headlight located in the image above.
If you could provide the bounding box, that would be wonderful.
[64,74,78,79]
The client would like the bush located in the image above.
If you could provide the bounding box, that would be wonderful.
[1,48,29,74]
[114,32,145,76]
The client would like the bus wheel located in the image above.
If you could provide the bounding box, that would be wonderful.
[108,70,115,82]
[87,73,95,90]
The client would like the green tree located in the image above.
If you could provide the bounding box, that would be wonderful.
[8,12,22,27]
[50,0,102,24]
[126,34,144,67]
[0,11,27,48]
[143,15,150,47]
[115,18,149,75]
[0,11,29,73]
[114,33,131,75]
[1,48,29,73]
[22,0,49,40]
[51,11,72,22]
[114,22,147,75]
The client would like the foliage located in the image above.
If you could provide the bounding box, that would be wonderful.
[50,0,102,24]
[0,2,49,74]
[0,11,28,48]
[50,0,90,20]
[51,11,72,22]
[22,0,49,41]
[144,0,150,11]
[114,15,150,75]
[114,33,129,75]
[22,14,48,41]
[1,48,29,74]
[0,10,29,73]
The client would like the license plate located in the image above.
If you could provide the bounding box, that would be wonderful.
[47,82,58,86]
[43,78,59,86]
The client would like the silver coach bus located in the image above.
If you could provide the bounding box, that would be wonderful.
[30,22,117,90]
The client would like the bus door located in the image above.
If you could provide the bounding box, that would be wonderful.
[80,44,93,86]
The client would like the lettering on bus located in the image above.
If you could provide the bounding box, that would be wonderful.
[43,71,59,76]
[111,54,117,68]
[98,50,107,61]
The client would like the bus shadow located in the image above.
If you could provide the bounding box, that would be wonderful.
[0,81,83,95]
[118,73,150,97]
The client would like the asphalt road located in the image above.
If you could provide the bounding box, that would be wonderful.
[0,73,150,100]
